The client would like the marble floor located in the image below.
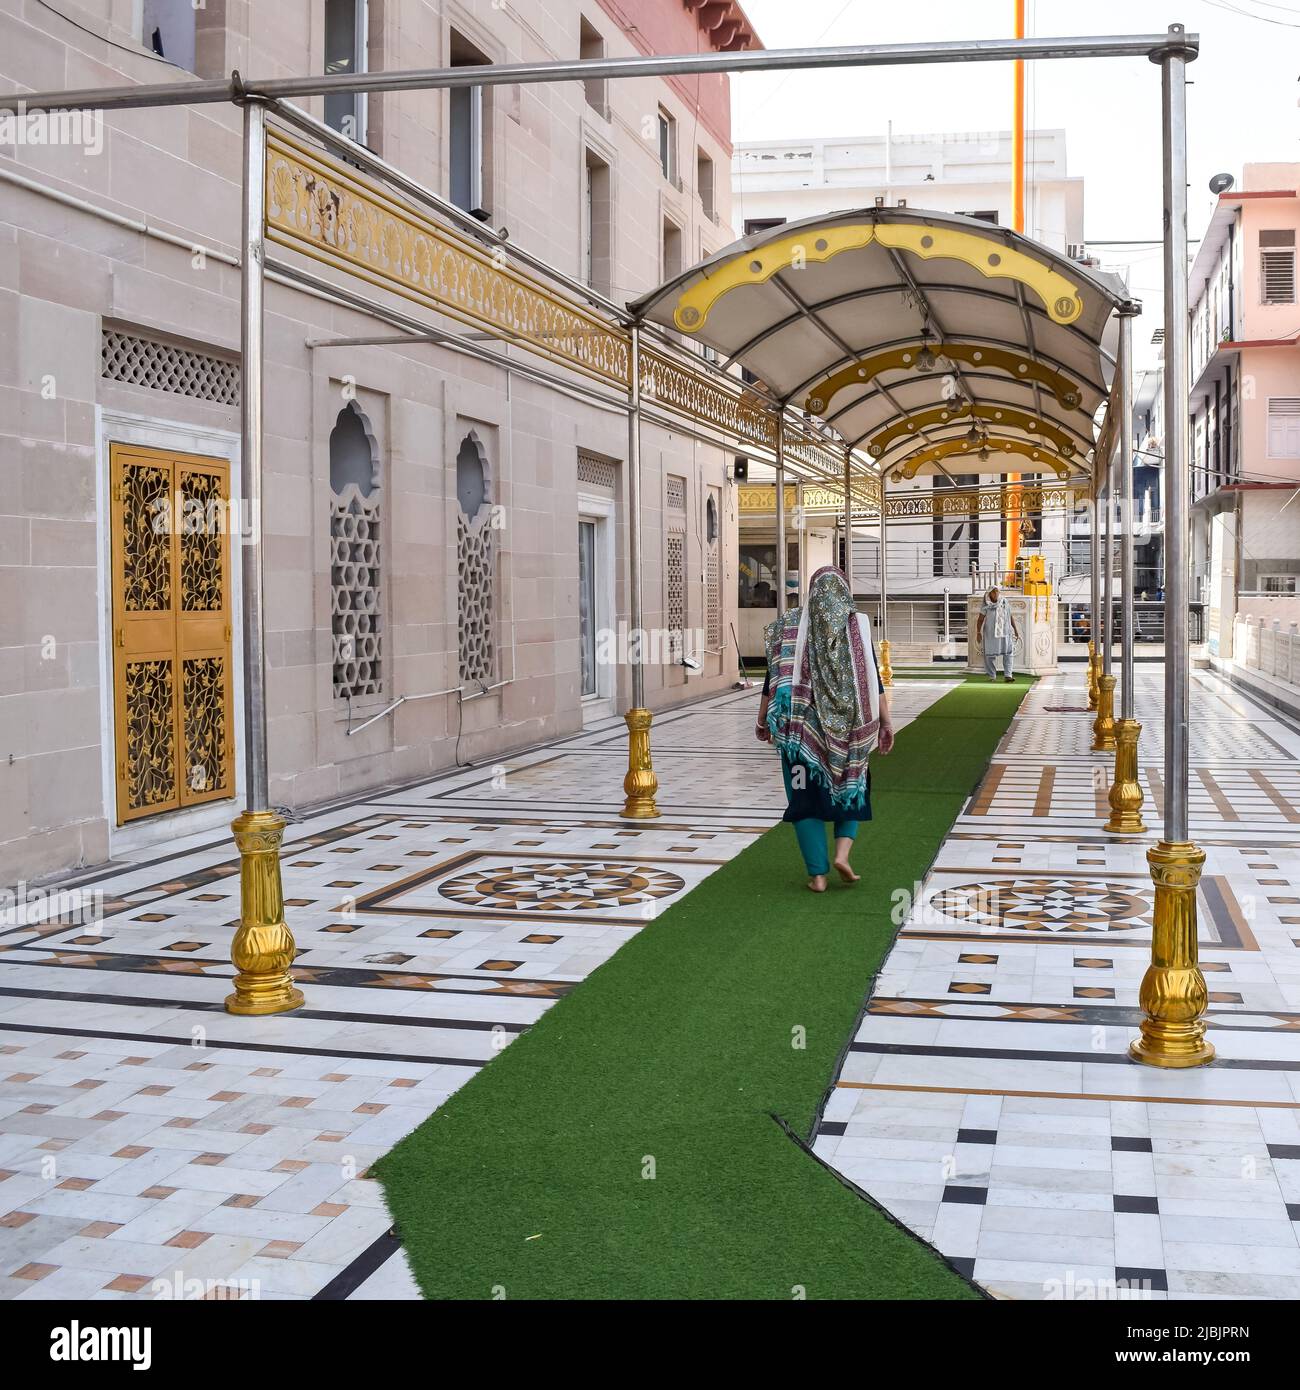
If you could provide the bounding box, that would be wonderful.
[813,667,1300,1301]
[0,678,955,1300]
[7,666,1294,1302]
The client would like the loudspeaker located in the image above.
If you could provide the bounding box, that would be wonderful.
[733,456,748,481]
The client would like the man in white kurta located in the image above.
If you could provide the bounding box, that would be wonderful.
[976,587,1021,681]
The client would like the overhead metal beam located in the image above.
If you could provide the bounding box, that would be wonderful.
[4,34,1198,116]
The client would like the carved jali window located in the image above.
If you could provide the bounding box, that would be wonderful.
[666,474,687,660]
[330,403,383,700]
[705,488,721,651]
[457,432,495,686]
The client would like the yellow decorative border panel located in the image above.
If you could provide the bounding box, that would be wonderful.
[265,130,630,386]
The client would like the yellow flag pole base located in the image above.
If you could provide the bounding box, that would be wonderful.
[1105,718,1147,834]
[1086,640,1100,710]
[225,809,305,1017]
[878,638,894,688]
[1091,672,1117,752]
[1129,840,1215,1068]
[620,707,661,820]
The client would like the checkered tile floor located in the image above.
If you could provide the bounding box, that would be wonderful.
[0,681,955,1300]
[813,665,1300,1301]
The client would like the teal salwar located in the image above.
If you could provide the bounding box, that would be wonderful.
[781,754,859,876]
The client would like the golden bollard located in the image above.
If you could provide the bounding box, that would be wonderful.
[621,707,660,819]
[1086,640,1099,710]
[1105,718,1147,834]
[225,809,305,1016]
[1091,672,1116,752]
[878,638,894,688]
[1129,840,1215,1068]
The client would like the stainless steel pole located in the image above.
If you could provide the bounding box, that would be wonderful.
[775,416,788,612]
[226,97,303,1017]
[620,322,658,818]
[241,99,269,813]
[1089,494,1101,654]
[628,324,644,710]
[879,492,889,635]
[7,34,1200,116]
[1103,460,1114,676]
[1119,313,1137,719]
[1129,23,1210,1069]
[1160,39,1192,845]
[843,449,853,581]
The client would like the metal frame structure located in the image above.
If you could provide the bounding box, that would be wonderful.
[2,24,1212,1065]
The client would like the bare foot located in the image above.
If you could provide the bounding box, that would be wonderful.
[833,859,860,884]
[807,874,827,893]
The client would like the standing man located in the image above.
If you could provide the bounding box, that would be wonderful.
[976,586,1021,683]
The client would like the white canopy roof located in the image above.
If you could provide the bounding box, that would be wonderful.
[630,207,1133,484]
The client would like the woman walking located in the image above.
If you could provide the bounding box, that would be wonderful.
[755,566,894,893]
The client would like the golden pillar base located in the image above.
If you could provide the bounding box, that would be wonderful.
[1129,840,1215,1068]
[225,809,305,1016]
[620,707,660,819]
[1105,718,1147,834]
[1086,641,1099,710]
[1091,672,1116,752]
[878,638,894,688]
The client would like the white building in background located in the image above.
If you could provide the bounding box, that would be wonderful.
[732,129,1094,659]
[732,128,1085,254]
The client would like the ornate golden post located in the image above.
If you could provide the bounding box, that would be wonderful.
[878,638,894,687]
[227,810,304,1015]
[1106,309,1145,834]
[1129,841,1213,1066]
[621,323,660,820]
[1086,639,1099,709]
[1092,672,1116,751]
[227,97,303,1015]
[1105,719,1146,833]
[622,707,660,818]
[1131,30,1212,1068]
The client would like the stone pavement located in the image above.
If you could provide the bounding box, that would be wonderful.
[9,666,1291,1302]
[0,678,955,1300]
[813,666,1300,1301]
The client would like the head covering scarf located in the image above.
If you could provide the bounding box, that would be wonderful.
[763,566,882,810]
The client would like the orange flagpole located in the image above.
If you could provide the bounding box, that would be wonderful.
[1006,0,1026,585]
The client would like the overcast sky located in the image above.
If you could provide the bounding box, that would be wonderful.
[729,1,1299,369]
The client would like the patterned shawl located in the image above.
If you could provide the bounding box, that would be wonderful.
[763,566,882,810]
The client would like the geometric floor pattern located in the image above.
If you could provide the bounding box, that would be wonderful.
[814,665,1300,1301]
[0,678,956,1300]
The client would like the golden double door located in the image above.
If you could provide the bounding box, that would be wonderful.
[110,443,235,824]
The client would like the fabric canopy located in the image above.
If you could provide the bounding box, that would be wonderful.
[630,207,1134,483]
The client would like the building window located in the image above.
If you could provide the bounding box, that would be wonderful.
[457,431,495,685]
[662,219,683,283]
[697,149,715,221]
[657,107,677,185]
[579,16,607,116]
[1267,398,1300,458]
[450,31,489,216]
[1260,574,1299,594]
[141,0,196,71]
[329,402,382,700]
[584,149,612,296]
[1261,231,1296,305]
[324,0,367,144]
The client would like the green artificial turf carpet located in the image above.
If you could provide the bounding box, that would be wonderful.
[376,674,1032,1300]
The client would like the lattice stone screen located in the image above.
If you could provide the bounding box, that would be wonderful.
[577,450,617,491]
[666,474,686,511]
[329,403,382,700]
[666,533,685,659]
[101,330,240,405]
[458,433,496,686]
[706,488,721,651]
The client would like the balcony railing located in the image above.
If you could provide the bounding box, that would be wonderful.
[1233,615,1300,687]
